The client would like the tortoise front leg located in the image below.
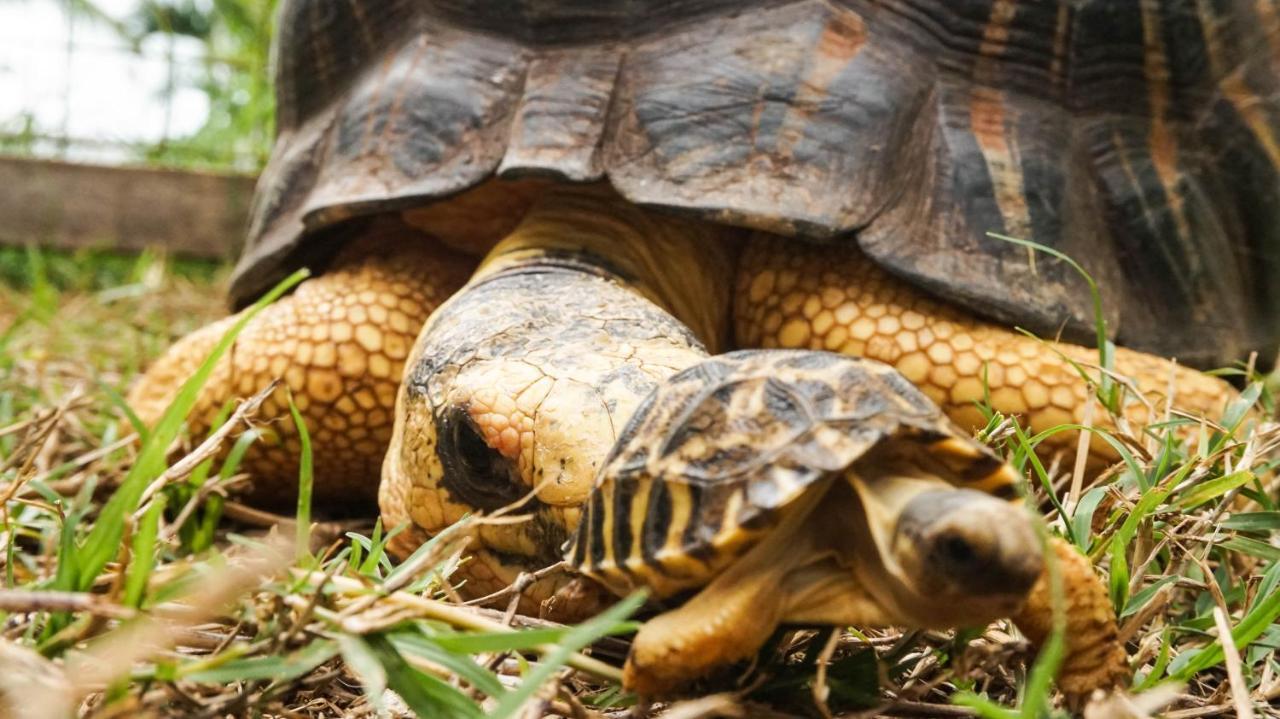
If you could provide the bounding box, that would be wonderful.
[127,219,475,509]
[1012,537,1129,697]
[624,484,896,696]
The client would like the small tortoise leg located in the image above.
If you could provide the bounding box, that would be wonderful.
[624,554,790,696]
[127,219,475,509]
[735,235,1235,463]
[1013,537,1128,699]
[625,489,891,695]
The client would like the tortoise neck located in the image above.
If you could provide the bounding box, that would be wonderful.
[475,186,738,353]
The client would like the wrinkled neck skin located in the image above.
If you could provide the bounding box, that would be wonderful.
[473,185,739,353]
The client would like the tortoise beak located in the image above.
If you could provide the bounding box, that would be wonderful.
[893,489,1043,602]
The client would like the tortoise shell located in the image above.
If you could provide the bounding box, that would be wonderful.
[565,350,1019,599]
[231,0,1280,368]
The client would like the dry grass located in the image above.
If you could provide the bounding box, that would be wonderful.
[0,247,1277,718]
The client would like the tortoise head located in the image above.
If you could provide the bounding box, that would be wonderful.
[380,190,720,606]
[843,443,1043,628]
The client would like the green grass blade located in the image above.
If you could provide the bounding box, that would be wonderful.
[1115,485,1174,552]
[1108,535,1131,616]
[181,639,337,683]
[489,592,646,719]
[390,631,508,698]
[1134,630,1173,691]
[1218,537,1280,562]
[1221,512,1280,532]
[1121,576,1179,619]
[1071,486,1109,552]
[382,519,461,588]
[218,428,260,482]
[952,693,1021,719]
[123,496,165,608]
[337,634,388,709]
[98,380,149,444]
[362,633,483,718]
[427,622,641,655]
[286,391,313,561]
[987,232,1117,409]
[71,269,308,591]
[1177,471,1255,510]
[1170,561,1280,679]
[1008,422,1074,546]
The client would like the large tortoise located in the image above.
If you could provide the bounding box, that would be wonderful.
[129,0,1277,698]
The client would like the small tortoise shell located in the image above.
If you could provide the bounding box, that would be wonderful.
[566,350,1019,599]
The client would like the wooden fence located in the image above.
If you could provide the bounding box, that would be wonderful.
[0,156,257,260]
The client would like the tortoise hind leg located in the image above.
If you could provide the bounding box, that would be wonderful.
[734,235,1235,465]
[127,220,475,509]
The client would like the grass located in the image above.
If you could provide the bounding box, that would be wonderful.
[0,246,1278,717]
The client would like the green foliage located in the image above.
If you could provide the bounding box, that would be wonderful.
[55,268,307,595]
[129,0,278,170]
[0,245,218,292]
[947,234,1279,717]
[30,0,279,170]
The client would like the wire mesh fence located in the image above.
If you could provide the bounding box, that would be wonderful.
[0,0,274,173]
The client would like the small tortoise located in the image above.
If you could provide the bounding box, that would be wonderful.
[128,0,1277,698]
[569,350,1122,694]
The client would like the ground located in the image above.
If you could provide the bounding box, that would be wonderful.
[0,246,1277,718]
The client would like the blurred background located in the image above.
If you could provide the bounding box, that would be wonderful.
[0,1,279,410]
[0,0,275,170]
[0,0,276,277]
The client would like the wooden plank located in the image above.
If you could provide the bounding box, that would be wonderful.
[0,156,257,260]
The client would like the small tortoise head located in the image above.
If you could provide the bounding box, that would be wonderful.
[870,478,1043,627]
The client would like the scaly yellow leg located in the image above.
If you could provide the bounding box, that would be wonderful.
[735,235,1234,462]
[128,220,475,508]
[1013,537,1129,697]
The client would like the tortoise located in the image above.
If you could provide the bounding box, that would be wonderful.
[126,0,1277,698]
[568,349,1123,694]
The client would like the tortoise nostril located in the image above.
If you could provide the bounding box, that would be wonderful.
[437,407,531,512]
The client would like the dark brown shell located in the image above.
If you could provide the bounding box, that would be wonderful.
[232,0,1280,368]
[565,350,1017,599]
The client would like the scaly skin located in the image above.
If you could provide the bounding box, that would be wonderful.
[127,220,474,508]
[736,234,1235,461]
[1013,537,1129,698]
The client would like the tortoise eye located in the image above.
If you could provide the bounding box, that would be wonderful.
[935,534,979,570]
[453,418,499,474]
[436,408,529,512]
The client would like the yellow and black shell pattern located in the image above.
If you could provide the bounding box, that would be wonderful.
[566,350,1021,600]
